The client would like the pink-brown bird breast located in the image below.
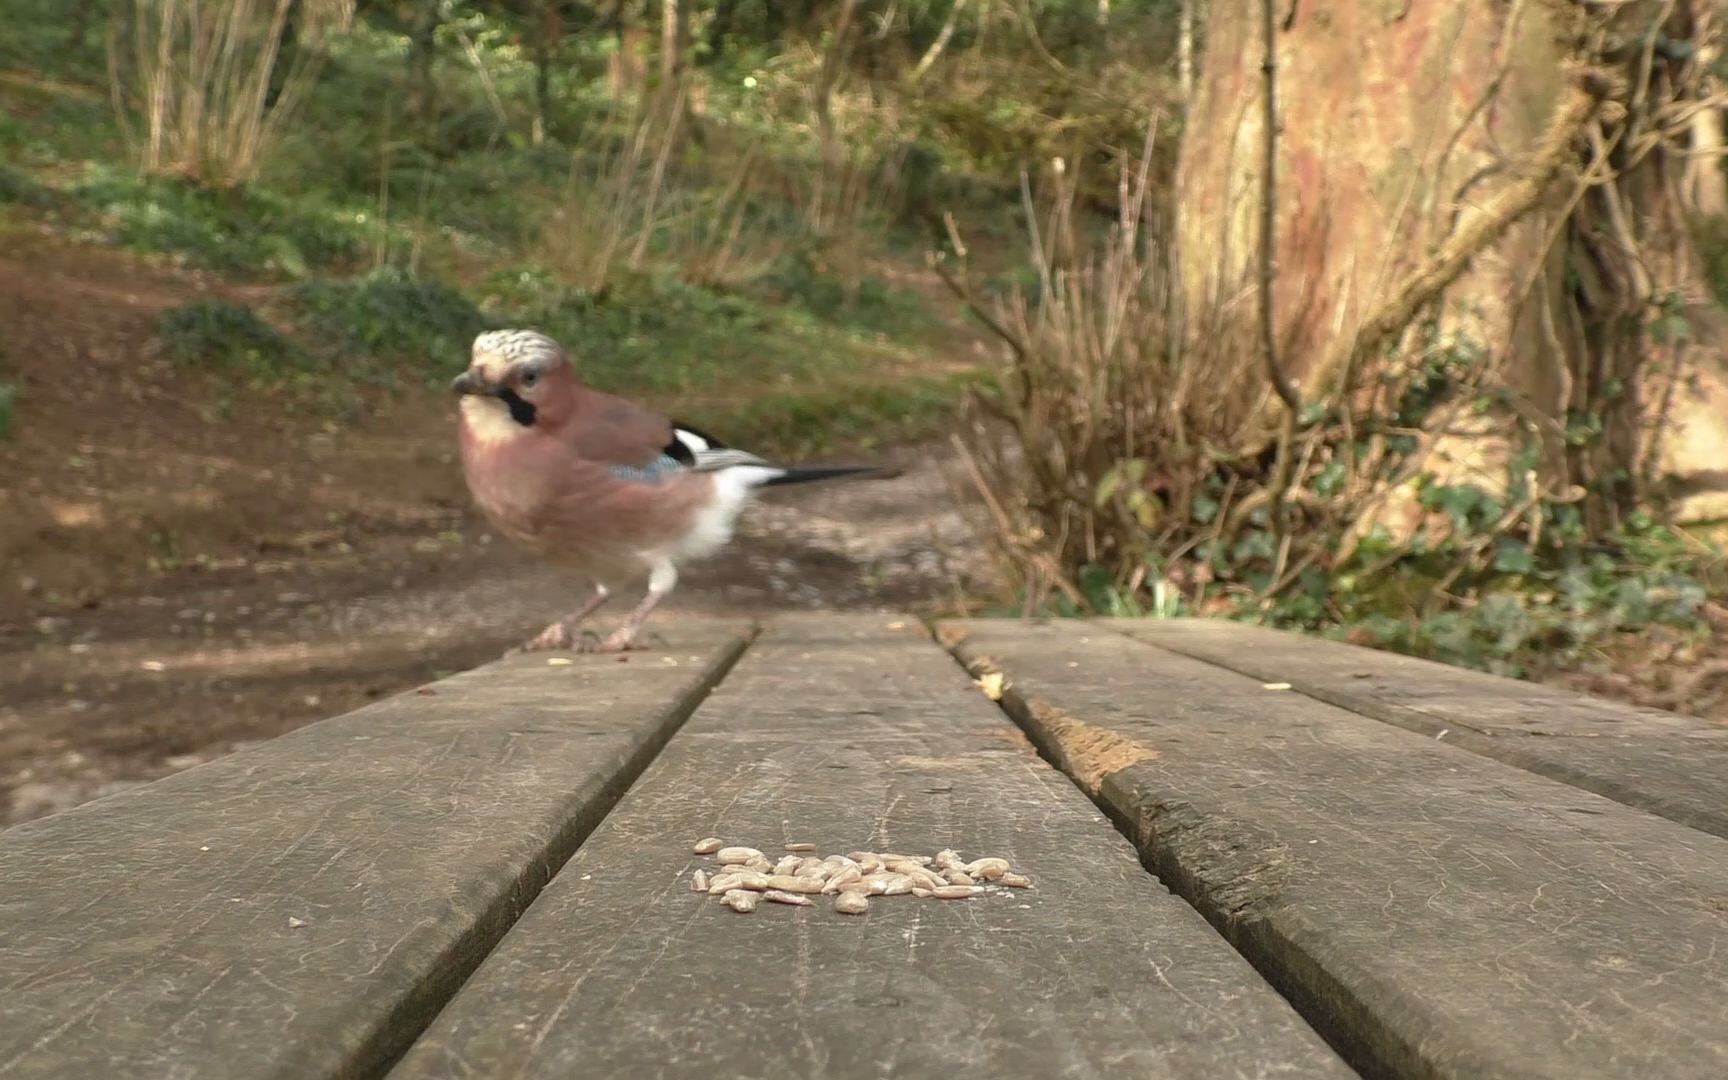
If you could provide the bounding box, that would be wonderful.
[456,415,720,582]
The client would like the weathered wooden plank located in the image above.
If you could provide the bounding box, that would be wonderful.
[1106,617,1728,840]
[943,619,1728,1080]
[391,614,1351,1080]
[0,621,752,1080]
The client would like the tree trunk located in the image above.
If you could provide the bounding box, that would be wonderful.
[530,1,564,145]
[911,0,970,83]
[405,0,441,123]
[659,0,686,87]
[608,15,648,101]
[1176,0,1728,528]
[705,0,739,62]
[1177,0,1194,105]
[1685,106,1728,217]
[811,0,860,232]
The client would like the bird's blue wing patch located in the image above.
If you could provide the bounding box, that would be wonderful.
[609,454,686,484]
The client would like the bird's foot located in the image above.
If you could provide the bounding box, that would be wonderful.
[582,628,645,654]
[509,619,579,655]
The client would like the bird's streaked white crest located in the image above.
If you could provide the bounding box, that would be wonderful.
[461,329,562,444]
[471,328,563,381]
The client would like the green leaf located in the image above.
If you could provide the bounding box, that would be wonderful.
[1232,530,1276,563]
[1313,459,1346,497]
[1492,538,1536,575]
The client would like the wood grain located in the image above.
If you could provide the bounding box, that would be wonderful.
[1107,617,1728,840]
[944,618,1728,1080]
[0,622,751,1079]
[392,614,1351,1080]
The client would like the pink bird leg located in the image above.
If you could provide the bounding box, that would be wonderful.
[512,584,611,653]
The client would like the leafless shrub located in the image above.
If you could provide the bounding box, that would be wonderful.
[109,0,354,189]
[942,122,1264,611]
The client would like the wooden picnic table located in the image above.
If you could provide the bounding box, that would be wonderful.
[3,614,1726,1079]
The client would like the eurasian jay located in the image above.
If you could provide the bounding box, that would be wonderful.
[452,329,881,653]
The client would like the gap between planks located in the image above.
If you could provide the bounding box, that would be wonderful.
[353,625,759,1080]
[936,619,1728,1080]
[1102,617,1728,842]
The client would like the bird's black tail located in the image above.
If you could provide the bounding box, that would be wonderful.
[764,465,898,487]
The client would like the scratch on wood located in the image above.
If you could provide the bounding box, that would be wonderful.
[889,753,1001,769]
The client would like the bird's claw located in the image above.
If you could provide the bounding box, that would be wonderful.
[582,629,644,654]
[509,613,660,657]
[511,620,575,655]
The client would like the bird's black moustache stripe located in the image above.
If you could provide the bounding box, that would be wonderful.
[498,387,537,426]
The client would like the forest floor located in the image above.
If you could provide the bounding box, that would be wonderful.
[0,231,993,828]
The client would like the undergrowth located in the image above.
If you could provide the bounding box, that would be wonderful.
[982,302,1727,678]
[959,144,1728,681]
[75,167,367,276]
[710,371,983,459]
[145,260,966,457]
[291,267,490,373]
[154,299,307,379]
[1058,475,1724,681]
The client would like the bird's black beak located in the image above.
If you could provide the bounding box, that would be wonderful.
[450,369,496,397]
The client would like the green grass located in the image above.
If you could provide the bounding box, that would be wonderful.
[702,370,986,459]
[479,266,978,457]
[481,265,942,395]
[0,162,51,208]
[141,262,979,456]
[73,167,368,276]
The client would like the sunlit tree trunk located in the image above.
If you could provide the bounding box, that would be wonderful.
[1177,0,1194,104]
[910,0,970,83]
[1686,106,1728,216]
[659,0,686,87]
[1176,0,1728,527]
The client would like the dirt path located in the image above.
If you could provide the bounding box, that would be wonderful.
[0,442,987,827]
[0,231,998,828]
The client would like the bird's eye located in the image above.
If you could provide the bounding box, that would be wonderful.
[520,370,539,388]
